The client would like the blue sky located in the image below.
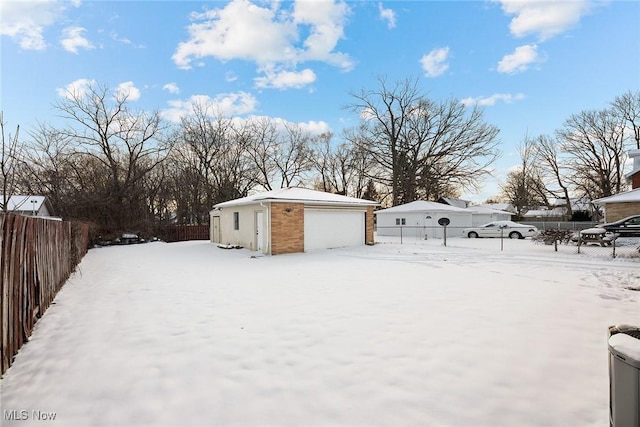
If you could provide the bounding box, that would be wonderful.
[1,0,639,203]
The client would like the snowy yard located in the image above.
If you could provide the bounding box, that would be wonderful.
[1,237,639,426]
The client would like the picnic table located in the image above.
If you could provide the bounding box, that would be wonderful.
[577,228,617,247]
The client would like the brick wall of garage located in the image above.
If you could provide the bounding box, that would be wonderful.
[271,202,304,255]
[604,202,640,222]
[366,206,374,244]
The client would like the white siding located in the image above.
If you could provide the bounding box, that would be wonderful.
[376,211,473,239]
[216,204,268,252]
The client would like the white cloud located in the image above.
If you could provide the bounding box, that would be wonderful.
[293,0,352,68]
[460,93,525,107]
[496,0,593,41]
[172,0,298,68]
[254,68,316,89]
[56,78,96,99]
[60,26,94,54]
[163,83,180,94]
[116,82,141,101]
[172,0,352,89]
[161,92,258,122]
[0,0,69,50]
[297,120,332,136]
[243,115,332,137]
[419,47,450,78]
[378,3,396,29]
[497,44,540,74]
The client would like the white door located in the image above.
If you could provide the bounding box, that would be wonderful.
[255,211,264,252]
[212,216,221,243]
[304,209,365,251]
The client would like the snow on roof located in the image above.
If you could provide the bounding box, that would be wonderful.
[523,209,560,218]
[438,197,469,209]
[0,195,47,212]
[623,149,640,181]
[551,197,592,210]
[213,187,379,209]
[474,203,515,212]
[593,188,640,204]
[466,206,513,215]
[375,200,470,214]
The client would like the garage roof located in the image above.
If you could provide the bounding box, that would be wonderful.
[375,200,469,214]
[593,188,640,204]
[212,187,379,209]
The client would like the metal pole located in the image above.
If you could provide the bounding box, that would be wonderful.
[500,228,504,251]
[443,225,447,247]
[612,236,616,259]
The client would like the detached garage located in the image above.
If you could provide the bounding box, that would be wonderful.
[210,187,378,255]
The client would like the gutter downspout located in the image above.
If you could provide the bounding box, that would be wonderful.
[259,201,270,255]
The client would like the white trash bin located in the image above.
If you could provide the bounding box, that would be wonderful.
[609,325,640,427]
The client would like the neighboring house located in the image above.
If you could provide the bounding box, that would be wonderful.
[522,197,595,221]
[209,187,378,255]
[522,208,564,221]
[466,206,513,226]
[550,197,594,219]
[474,202,516,214]
[584,149,640,222]
[375,201,473,239]
[593,188,640,222]
[625,148,640,189]
[0,195,54,217]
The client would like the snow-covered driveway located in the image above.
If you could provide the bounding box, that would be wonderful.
[1,239,639,426]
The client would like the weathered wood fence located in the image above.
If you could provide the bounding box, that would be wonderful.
[159,224,210,242]
[1,214,90,375]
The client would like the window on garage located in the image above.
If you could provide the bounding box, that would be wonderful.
[395,218,406,225]
[234,212,239,230]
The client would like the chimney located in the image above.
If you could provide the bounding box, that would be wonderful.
[630,149,640,189]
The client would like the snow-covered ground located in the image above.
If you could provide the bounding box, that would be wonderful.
[1,237,639,427]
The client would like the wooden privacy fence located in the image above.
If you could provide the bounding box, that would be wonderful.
[1,213,90,375]
[159,224,210,242]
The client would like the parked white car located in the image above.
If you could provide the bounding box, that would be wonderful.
[462,221,538,239]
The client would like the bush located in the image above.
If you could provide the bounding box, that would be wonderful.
[570,210,592,221]
[532,229,575,245]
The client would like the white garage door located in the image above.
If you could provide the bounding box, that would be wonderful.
[304,209,365,251]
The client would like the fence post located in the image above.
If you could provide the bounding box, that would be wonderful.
[612,237,616,259]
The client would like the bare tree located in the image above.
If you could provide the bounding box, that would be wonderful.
[244,117,278,191]
[0,112,25,212]
[557,108,628,199]
[406,98,500,200]
[171,104,256,223]
[19,122,74,215]
[271,121,313,188]
[499,139,550,217]
[346,76,500,205]
[346,76,421,205]
[532,134,573,217]
[310,133,375,198]
[612,89,640,149]
[245,118,313,190]
[53,83,172,232]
